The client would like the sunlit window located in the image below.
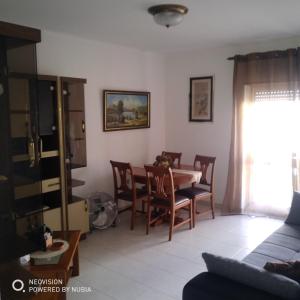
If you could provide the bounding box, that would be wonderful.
[242,86,300,217]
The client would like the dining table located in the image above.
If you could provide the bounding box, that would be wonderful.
[132,164,202,226]
[132,164,202,187]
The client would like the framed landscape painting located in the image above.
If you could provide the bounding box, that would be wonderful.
[103,90,150,131]
[189,76,213,122]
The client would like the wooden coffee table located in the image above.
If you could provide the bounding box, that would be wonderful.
[24,230,81,300]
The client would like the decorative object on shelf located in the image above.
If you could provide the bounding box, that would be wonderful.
[44,228,53,249]
[153,154,174,168]
[148,4,188,28]
[30,238,69,265]
[49,241,64,251]
[88,192,117,230]
[19,254,30,265]
[103,90,150,131]
[27,224,53,251]
[189,76,213,122]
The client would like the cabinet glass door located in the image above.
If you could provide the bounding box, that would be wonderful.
[62,79,86,205]
[5,38,43,233]
[0,37,15,244]
[63,80,87,169]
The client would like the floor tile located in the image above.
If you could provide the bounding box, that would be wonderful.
[67,211,283,300]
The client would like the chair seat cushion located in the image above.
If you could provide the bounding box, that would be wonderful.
[177,186,211,198]
[152,193,189,206]
[117,188,147,201]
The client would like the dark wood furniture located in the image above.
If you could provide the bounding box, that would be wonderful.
[132,166,194,186]
[62,77,87,169]
[0,21,41,42]
[110,161,147,230]
[25,230,80,300]
[144,165,193,241]
[162,151,182,167]
[62,77,89,236]
[0,261,38,300]
[177,155,216,227]
[0,21,44,262]
[37,75,89,236]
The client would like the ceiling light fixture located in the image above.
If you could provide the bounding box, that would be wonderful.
[148,4,188,28]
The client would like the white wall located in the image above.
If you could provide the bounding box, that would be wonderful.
[165,37,300,204]
[37,30,166,198]
[37,30,300,204]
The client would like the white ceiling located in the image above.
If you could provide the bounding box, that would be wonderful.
[1,0,300,53]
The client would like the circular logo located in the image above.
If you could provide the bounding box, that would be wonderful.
[12,279,25,292]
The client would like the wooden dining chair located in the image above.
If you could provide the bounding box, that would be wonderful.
[161,151,182,168]
[177,155,216,227]
[144,165,193,241]
[110,160,147,230]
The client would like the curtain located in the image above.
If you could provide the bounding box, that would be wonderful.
[222,49,300,216]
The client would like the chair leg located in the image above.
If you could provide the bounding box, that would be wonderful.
[169,209,175,241]
[112,198,118,227]
[189,202,193,230]
[211,195,215,219]
[146,202,151,235]
[193,199,196,228]
[130,201,136,230]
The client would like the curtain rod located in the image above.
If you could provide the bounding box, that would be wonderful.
[227,48,298,61]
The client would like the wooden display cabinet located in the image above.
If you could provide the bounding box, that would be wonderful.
[0,21,44,262]
[36,75,89,236]
[61,77,89,236]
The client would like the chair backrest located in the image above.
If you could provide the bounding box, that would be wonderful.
[161,151,182,168]
[144,165,175,206]
[193,155,216,192]
[110,160,134,195]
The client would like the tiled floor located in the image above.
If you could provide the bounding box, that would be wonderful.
[67,211,283,300]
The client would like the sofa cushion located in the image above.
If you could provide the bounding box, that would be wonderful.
[252,242,296,261]
[202,252,300,300]
[286,191,300,225]
[276,224,300,239]
[265,232,300,251]
[243,224,300,267]
[183,272,284,300]
[243,252,281,268]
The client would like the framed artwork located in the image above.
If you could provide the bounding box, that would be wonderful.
[189,76,213,122]
[103,90,150,131]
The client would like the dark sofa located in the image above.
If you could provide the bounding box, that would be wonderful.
[183,223,300,300]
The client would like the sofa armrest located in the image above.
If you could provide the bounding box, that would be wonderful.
[183,272,285,300]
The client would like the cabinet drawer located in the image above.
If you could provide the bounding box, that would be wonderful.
[68,199,89,234]
[43,207,62,231]
[42,177,60,193]
[14,182,41,200]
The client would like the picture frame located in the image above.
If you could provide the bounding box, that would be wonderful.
[103,90,150,132]
[189,76,213,122]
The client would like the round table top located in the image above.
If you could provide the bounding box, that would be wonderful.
[30,239,69,259]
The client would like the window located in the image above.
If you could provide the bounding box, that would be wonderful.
[242,84,300,217]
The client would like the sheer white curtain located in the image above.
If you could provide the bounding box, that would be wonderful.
[242,84,300,217]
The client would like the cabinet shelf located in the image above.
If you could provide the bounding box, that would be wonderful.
[16,206,51,219]
[42,177,60,194]
[71,179,85,188]
[15,205,50,219]
[10,110,30,114]
[41,150,59,159]
[12,154,29,163]
[14,175,36,187]
[71,195,84,203]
